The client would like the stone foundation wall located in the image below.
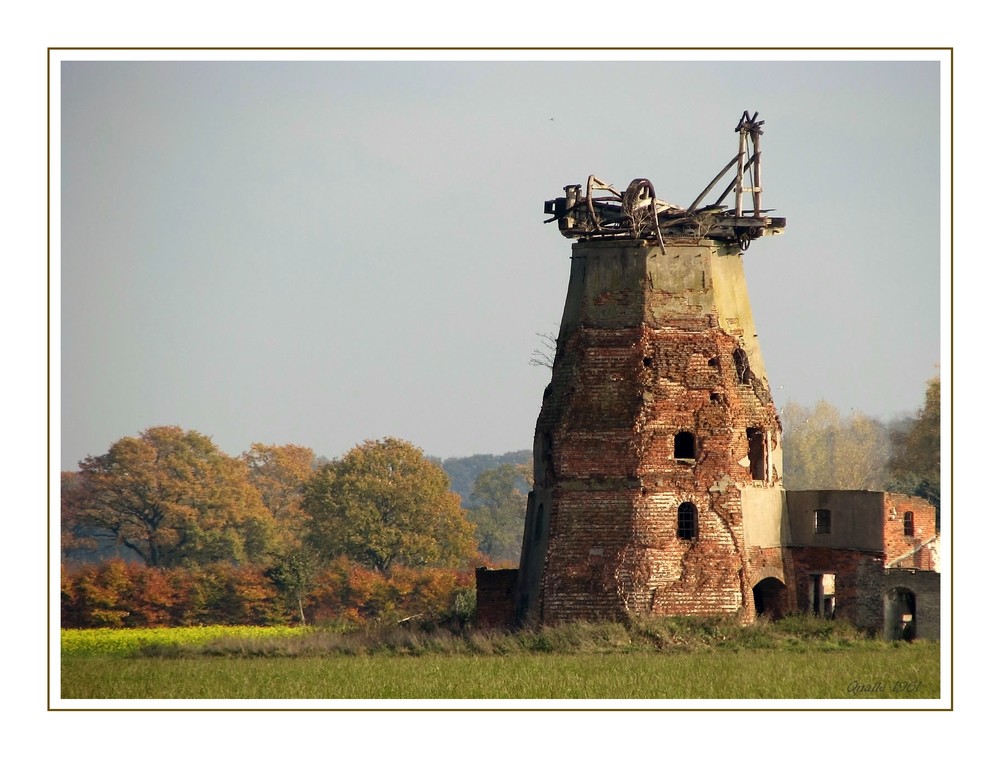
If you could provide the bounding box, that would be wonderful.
[475,568,518,629]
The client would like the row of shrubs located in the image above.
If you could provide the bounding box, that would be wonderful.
[61,558,475,629]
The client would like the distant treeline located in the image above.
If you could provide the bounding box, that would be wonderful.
[437,450,531,508]
[781,376,940,514]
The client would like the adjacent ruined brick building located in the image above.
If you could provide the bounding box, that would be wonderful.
[477,113,940,640]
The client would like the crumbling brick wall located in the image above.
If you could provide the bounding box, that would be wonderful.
[784,546,886,632]
[883,493,938,570]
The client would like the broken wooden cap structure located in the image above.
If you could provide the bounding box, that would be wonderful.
[543,111,786,251]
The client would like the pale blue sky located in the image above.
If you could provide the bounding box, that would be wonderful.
[60,58,943,469]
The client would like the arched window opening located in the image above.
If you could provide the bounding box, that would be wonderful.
[733,348,751,384]
[885,587,917,641]
[674,431,696,460]
[753,577,787,618]
[903,511,914,537]
[677,502,698,541]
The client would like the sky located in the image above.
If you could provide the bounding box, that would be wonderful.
[57,54,945,470]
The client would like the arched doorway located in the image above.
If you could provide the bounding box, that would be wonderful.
[753,577,787,618]
[885,587,917,641]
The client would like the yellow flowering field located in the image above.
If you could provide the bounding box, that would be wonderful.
[61,625,310,658]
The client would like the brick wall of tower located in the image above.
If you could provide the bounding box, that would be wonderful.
[529,319,767,623]
[630,488,747,617]
[533,324,644,624]
[633,323,780,490]
[519,239,784,626]
[543,328,645,481]
[541,488,641,623]
[622,321,783,621]
[526,240,778,623]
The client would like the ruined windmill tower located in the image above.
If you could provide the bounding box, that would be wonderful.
[516,112,787,626]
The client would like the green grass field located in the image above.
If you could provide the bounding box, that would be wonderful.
[59,620,941,701]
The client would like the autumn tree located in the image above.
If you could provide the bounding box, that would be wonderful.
[888,375,941,510]
[61,470,103,560]
[466,463,529,565]
[63,426,276,567]
[302,438,477,573]
[241,443,315,549]
[780,401,892,491]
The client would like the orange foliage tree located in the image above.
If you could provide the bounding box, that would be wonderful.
[63,427,276,567]
[304,557,474,627]
[241,443,315,550]
[60,558,473,628]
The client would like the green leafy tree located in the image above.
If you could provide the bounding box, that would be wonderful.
[264,548,320,625]
[467,463,530,565]
[780,401,892,491]
[63,426,275,567]
[889,375,941,511]
[303,438,477,573]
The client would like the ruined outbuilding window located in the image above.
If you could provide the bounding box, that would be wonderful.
[733,348,751,384]
[674,431,696,460]
[747,427,766,481]
[814,509,831,535]
[903,511,914,537]
[677,502,698,540]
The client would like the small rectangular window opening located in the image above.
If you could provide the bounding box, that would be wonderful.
[674,431,696,460]
[747,427,767,481]
[814,509,831,534]
[733,349,751,384]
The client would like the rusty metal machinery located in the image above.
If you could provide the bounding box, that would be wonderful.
[543,111,786,251]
